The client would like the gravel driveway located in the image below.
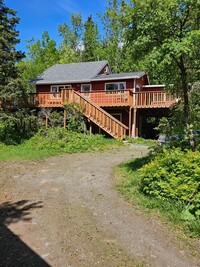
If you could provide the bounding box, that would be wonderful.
[0,146,199,267]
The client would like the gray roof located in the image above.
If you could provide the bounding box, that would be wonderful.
[92,72,146,81]
[32,61,108,84]
[32,61,146,85]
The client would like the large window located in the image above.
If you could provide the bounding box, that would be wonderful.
[105,82,126,91]
[81,84,91,92]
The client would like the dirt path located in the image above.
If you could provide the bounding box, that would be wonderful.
[0,146,199,267]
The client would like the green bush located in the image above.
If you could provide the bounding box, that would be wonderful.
[140,148,200,220]
[0,128,122,161]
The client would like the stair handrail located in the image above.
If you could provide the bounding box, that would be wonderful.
[73,90,128,130]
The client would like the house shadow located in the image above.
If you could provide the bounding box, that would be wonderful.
[0,200,51,267]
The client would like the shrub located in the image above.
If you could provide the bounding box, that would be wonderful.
[140,148,200,220]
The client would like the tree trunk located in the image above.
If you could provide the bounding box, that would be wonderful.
[180,57,195,151]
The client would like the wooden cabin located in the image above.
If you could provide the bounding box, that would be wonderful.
[31,60,176,140]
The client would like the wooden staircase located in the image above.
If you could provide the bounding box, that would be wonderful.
[66,90,128,140]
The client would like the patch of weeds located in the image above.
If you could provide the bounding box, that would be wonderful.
[0,128,122,161]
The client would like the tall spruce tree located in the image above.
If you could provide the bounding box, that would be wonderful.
[0,0,24,105]
[0,1,37,144]
[82,15,100,62]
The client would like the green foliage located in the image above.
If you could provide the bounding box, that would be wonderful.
[117,152,200,237]
[64,102,85,133]
[0,128,122,161]
[0,109,37,145]
[99,0,125,72]
[82,15,101,62]
[189,81,200,130]
[123,0,200,131]
[0,0,25,106]
[58,13,83,63]
[140,149,200,223]
[0,0,24,87]
[18,31,60,89]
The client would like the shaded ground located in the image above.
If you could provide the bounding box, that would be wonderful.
[0,146,199,267]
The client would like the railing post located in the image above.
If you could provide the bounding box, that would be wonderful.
[61,90,64,105]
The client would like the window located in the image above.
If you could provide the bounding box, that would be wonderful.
[50,85,72,93]
[105,82,126,91]
[81,84,91,92]
[111,113,122,122]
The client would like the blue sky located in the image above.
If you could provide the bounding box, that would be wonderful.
[4,0,107,52]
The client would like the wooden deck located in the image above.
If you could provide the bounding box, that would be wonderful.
[28,89,176,140]
[31,89,176,109]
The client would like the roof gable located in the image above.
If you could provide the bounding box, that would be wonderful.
[32,61,109,85]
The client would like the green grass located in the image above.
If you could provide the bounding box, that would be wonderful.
[0,128,122,161]
[115,157,200,238]
[125,137,157,147]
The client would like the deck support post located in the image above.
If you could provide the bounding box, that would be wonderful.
[132,108,138,138]
[129,107,132,138]
[89,120,92,135]
[45,114,48,129]
[64,109,67,129]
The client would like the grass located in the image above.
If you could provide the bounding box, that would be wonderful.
[125,137,157,147]
[0,128,122,161]
[115,157,200,239]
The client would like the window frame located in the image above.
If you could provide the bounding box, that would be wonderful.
[110,113,122,122]
[105,82,126,91]
[50,85,72,93]
[81,84,92,92]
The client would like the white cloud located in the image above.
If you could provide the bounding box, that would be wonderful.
[57,0,79,14]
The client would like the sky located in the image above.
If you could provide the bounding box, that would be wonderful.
[4,0,107,52]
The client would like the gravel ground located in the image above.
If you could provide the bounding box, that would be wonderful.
[0,145,199,267]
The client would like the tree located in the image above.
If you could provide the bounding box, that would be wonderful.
[100,0,125,71]
[0,0,24,103]
[18,31,60,89]
[123,0,200,147]
[58,13,83,63]
[82,15,101,62]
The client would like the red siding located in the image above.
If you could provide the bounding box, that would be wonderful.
[140,86,165,92]
[36,85,50,93]
[35,74,164,94]
[91,79,135,91]
[36,83,81,93]
[98,63,110,75]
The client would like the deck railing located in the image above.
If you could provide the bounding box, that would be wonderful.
[30,90,176,108]
[82,90,132,107]
[81,90,175,108]
[134,91,176,108]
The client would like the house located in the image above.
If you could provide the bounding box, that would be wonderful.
[31,60,175,140]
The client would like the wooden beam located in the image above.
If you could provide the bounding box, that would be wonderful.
[129,107,132,138]
[89,120,92,135]
[64,109,67,129]
[133,108,137,137]
[45,114,48,129]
